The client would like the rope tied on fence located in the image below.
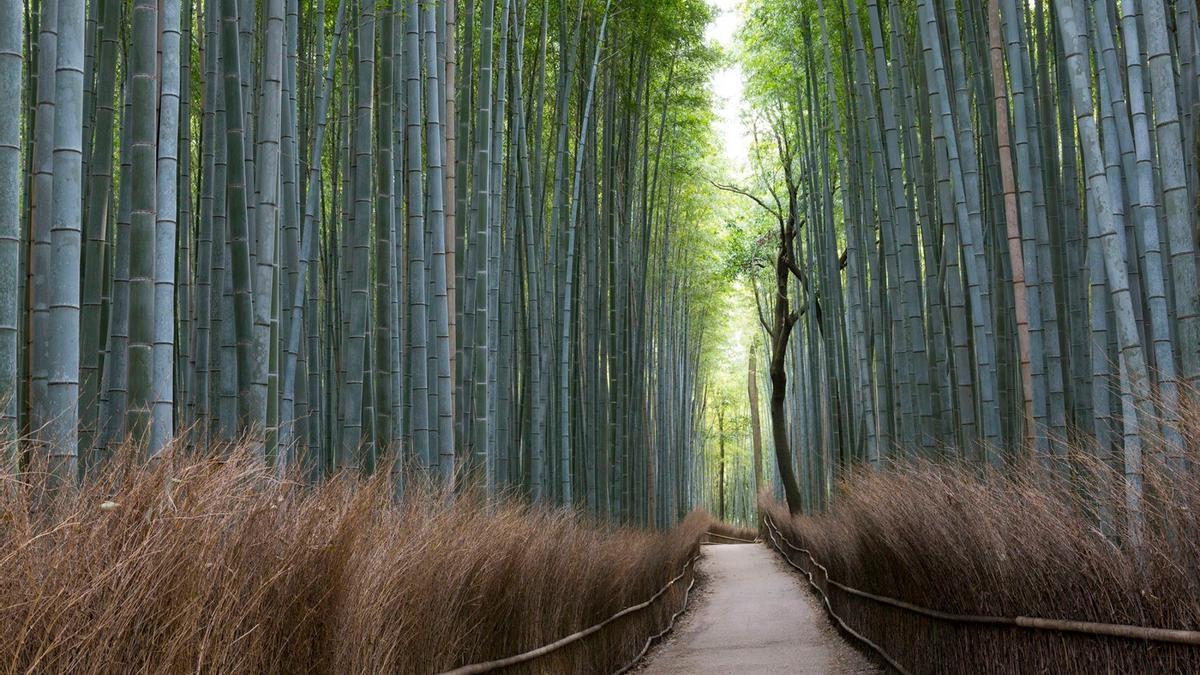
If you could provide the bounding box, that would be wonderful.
[437,550,702,675]
[762,516,910,674]
[763,513,1200,662]
[703,531,759,544]
[613,573,699,674]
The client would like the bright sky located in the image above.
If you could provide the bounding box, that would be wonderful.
[705,0,750,176]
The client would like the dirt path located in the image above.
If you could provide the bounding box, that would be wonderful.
[640,543,879,674]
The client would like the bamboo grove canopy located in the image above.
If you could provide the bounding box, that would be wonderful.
[0,0,728,529]
[728,0,1199,535]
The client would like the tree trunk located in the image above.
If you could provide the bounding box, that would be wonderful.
[770,235,805,515]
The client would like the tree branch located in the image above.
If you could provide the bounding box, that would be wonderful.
[751,276,776,339]
[785,257,810,289]
[708,178,783,223]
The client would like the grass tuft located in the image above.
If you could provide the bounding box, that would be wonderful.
[763,441,1200,673]
[0,444,707,674]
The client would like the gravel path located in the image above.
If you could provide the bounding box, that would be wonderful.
[639,543,880,674]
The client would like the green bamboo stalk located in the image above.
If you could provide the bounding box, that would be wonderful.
[338,0,375,471]
[1139,0,1200,385]
[559,0,611,505]
[78,0,119,460]
[253,0,286,453]
[424,0,455,484]
[0,0,20,454]
[46,0,85,478]
[151,0,183,457]
[29,0,58,438]
[219,0,261,444]
[125,0,157,450]
[404,0,431,469]
[1056,0,1153,542]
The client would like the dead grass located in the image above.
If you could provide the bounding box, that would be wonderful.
[763,441,1200,673]
[0,444,708,674]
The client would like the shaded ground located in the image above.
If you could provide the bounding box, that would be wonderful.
[640,543,880,674]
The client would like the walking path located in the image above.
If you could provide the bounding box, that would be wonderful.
[640,543,879,674]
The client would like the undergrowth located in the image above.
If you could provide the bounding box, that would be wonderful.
[763,440,1200,674]
[0,445,707,674]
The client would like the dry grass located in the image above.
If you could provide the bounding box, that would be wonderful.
[0,444,708,674]
[763,440,1200,674]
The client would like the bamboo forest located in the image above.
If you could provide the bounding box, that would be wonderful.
[1,0,1199,671]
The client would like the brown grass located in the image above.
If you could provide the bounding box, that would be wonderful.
[0,445,708,674]
[762,444,1200,674]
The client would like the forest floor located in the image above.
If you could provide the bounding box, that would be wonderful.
[639,543,880,674]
